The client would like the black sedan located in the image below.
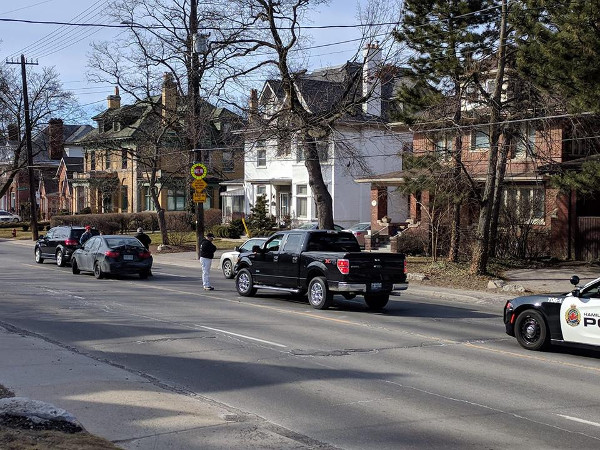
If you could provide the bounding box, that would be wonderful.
[71,235,153,279]
[504,275,600,351]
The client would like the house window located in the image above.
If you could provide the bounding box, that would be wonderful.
[434,135,454,158]
[222,150,234,172]
[503,185,545,224]
[296,184,308,218]
[257,185,267,198]
[470,129,489,151]
[121,149,128,169]
[257,149,267,167]
[143,187,155,211]
[105,150,111,169]
[296,146,305,162]
[514,124,536,159]
[167,189,186,211]
[90,151,96,170]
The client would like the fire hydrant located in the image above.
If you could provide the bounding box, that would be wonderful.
[11,228,17,238]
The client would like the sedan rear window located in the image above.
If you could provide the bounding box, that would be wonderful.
[106,237,144,249]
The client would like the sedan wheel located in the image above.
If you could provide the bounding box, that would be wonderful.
[236,268,256,297]
[72,259,80,275]
[56,249,65,267]
[94,262,104,279]
[308,276,332,310]
[35,248,44,264]
[515,309,549,351]
[222,259,234,279]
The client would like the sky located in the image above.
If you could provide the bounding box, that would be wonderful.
[0,0,394,122]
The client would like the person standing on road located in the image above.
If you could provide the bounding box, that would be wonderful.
[135,227,151,250]
[199,233,216,290]
[79,225,93,246]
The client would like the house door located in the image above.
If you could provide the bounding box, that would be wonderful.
[279,192,290,223]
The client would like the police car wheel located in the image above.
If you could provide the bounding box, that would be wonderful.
[515,309,548,351]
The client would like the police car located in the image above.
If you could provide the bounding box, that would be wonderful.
[504,275,600,351]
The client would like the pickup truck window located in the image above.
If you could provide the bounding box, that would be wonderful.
[282,233,303,253]
[265,235,283,252]
[306,233,360,252]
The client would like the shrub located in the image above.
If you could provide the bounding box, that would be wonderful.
[396,226,429,256]
[166,211,194,246]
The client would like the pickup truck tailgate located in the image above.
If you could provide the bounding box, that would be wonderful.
[345,253,406,282]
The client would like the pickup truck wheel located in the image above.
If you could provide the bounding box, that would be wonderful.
[364,293,390,310]
[236,268,257,297]
[222,259,234,279]
[308,277,333,310]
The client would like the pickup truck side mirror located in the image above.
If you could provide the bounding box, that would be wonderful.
[234,246,240,252]
[38,235,44,239]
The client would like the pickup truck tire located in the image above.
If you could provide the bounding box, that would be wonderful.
[364,293,389,310]
[308,276,333,310]
[236,268,257,297]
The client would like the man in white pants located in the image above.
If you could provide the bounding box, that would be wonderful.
[199,233,216,290]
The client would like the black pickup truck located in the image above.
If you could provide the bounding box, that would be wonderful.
[234,229,407,310]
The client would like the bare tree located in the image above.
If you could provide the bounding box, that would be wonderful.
[0,65,76,200]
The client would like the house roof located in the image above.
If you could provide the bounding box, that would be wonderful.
[31,123,93,165]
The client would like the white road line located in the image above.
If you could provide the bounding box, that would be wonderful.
[556,414,600,428]
[152,271,187,278]
[198,325,287,348]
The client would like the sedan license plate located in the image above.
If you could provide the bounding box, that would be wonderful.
[371,282,382,291]
[123,254,134,261]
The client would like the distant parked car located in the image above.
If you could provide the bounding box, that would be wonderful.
[71,235,153,279]
[296,222,344,231]
[0,210,21,223]
[34,226,100,266]
[343,222,371,248]
[220,237,267,279]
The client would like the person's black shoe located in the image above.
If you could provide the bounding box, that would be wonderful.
[203,286,214,290]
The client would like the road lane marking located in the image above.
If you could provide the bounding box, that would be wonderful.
[556,414,600,428]
[152,271,187,278]
[197,325,287,348]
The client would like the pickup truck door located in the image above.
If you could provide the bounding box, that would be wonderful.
[276,232,304,288]
[252,234,283,285]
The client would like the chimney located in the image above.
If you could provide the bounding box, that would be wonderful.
[162,73,177,124]
[249,89,258,124]
[7,123,19,142]
[107,86,121,109]
[362,41,382,117]
[48,118,64,160]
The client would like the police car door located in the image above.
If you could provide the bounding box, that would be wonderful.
[559,279,600,346]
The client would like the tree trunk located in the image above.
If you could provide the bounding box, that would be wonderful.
[304,135,334,229]
[469,0,508,275]
[489,128,513,257]
[447,111,463,262]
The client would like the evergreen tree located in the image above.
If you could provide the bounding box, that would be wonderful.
[515,0,600,112]
[394,0,496,262]
[247,194,276,236]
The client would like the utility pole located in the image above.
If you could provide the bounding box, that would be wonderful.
[7,55,39,240]
[189,1,210,259]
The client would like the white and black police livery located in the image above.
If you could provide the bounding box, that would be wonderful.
[504,275,600,351]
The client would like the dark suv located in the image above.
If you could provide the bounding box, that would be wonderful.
[34,226,99,267]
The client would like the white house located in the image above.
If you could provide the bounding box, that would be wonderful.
[221,43,413,229]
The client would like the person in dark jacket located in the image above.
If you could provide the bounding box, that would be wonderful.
[199,233,216,290]
[79,225,93,246]
[135,227,151,250]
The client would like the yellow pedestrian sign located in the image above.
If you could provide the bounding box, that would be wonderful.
[191,178,207,190]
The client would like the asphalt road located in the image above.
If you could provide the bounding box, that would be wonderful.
[2,240,600,449]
